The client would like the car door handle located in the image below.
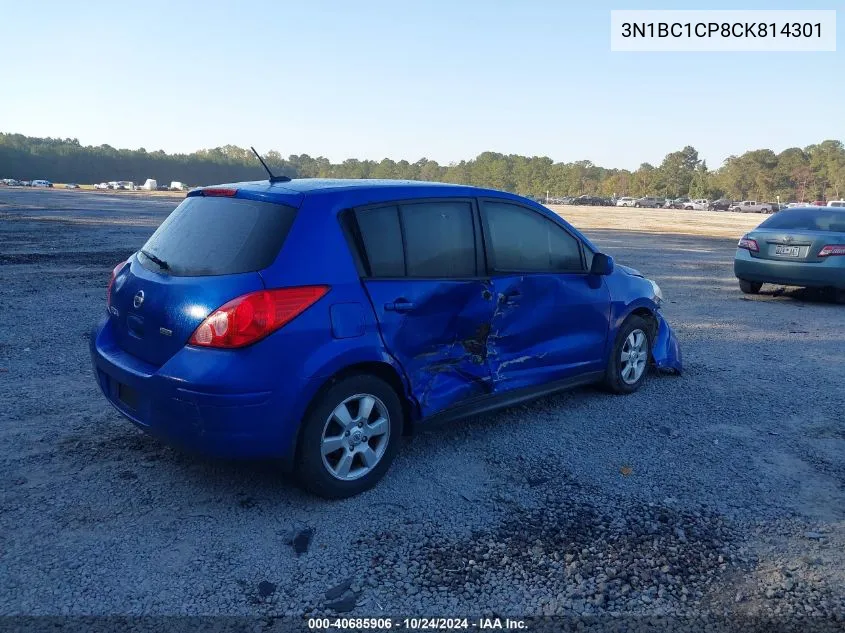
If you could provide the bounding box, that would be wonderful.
[385,301,416,313]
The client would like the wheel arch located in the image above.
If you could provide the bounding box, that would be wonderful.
[628,306,659,341]
[288,360,417,470]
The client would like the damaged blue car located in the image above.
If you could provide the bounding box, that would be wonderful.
[90,178,682,498]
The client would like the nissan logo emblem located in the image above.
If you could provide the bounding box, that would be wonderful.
[133,290,145,308]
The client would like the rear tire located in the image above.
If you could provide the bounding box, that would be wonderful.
[295,374,403,499]
[603,315,653,395]
[739,280,762,294]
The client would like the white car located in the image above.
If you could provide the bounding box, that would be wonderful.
[616,197,636,207]
[31,179,53,188]
[827,200,845,208]
[94,182,111,190]
[683,199,709,210]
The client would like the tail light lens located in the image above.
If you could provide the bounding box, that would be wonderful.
[107,260,129,306]
[737,236,759,252]
[818,245,845,257]
[188,286,330,349]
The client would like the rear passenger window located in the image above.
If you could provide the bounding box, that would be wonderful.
[400,202,476,278]
[482,201,583,273]
[354,201,477,278]
[355,206,405,277]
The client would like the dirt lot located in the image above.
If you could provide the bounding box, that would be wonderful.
[1,188,844,625]
[547,205,765,238]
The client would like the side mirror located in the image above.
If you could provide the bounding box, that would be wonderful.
[590,252,614,276]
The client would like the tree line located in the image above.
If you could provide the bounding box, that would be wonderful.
[2,132,843,202]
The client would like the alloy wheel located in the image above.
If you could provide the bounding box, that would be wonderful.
[620,329,648,385]
[321,393,390,481]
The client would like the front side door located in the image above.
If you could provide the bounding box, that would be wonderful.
[478,199,611,393]
[350,199,495,417]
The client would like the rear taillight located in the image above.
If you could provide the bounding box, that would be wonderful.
[188,286,330,349]
[107,260,129,306]
[818,245,845,257]
[737,236,759,252]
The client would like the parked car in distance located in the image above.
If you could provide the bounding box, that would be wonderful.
[616,197,636,207]
[708,199,733,211]
[634,196,665,208]
[156,184,171,191]
[735,206,845,302]
[94,182,112,190]
[810,200,826,206]
[572,194,598,206]
[827,200,845,208]
[730,200,775,213]
[665,197,690,209]
[64,183,80,189]
[90,179,682,498]
[31,180,53,188]
[683,199,710,211]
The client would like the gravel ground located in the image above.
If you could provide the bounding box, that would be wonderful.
[1,189,844,625]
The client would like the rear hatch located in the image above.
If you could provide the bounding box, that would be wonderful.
[109,193,298,367]
[746,208,845,263]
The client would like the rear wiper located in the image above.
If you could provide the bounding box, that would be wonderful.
[140,249,169,270]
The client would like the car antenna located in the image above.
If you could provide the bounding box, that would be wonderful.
[250,146,291,183]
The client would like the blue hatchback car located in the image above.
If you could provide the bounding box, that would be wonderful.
[90,179,682,497]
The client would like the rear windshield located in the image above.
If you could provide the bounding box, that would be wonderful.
[139,196,297,276]
[759,208,845,233]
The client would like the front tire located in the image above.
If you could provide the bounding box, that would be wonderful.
[604,315,653,394]
[739,280,762,294]
[296,375,403,499]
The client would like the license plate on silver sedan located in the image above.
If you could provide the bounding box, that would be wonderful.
[775,245,800,257]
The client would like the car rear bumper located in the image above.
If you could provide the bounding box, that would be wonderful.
[89,317,294,460]
[734,250,845,289]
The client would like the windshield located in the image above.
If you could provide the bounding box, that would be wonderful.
[759,208,845,232]
[139,196,297,276]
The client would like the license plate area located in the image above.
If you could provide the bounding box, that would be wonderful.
[774,245,800,257]
[118,383,140,410]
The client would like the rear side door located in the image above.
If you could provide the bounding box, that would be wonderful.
[348,199,495,417]
[478,199,611,392]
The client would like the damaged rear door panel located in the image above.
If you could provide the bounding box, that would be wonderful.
[364,280,495,416]
[479,200,611,391]
[349,199,496,417]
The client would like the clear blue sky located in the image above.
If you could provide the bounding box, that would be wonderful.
[2,0,841,170]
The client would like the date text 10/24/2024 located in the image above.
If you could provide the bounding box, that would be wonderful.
[308,617,527,630]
